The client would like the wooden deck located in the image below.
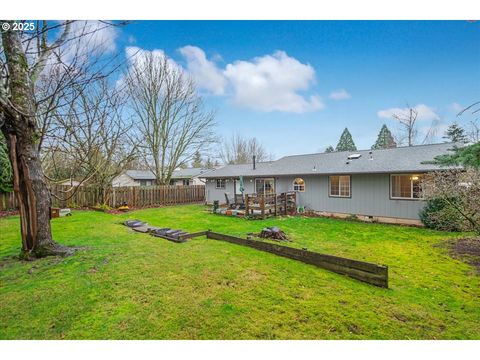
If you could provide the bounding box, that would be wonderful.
[245,191,297,219]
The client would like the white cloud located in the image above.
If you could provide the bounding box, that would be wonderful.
[328,89,351,100]
[125,46,323,113]
[178,45,227,95]
[449,102,464,113]
[63,21,118,61]
[377,104,440,121]
[223,51,323,113]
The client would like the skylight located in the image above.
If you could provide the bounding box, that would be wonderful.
[347,154,362,160]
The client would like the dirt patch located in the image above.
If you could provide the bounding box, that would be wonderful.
[437,237,480,273]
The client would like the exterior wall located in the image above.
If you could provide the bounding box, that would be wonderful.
[206,173,426,220]
[112,173,140,187]
[276,174,426,220]
[205,178,255,203]
[170,177,205,186]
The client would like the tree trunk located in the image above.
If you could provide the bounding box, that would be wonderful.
[1,22,73,259]
[6,132,73,259]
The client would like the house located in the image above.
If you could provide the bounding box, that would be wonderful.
[112,168,210,187]
[203,143,459,225]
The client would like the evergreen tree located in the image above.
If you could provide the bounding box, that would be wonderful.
[443,123,468,143]
[372,124,397,149]
[191,151,203,168]
[325,145,335,153]
[433,142,480,169]
[335,128,357,152]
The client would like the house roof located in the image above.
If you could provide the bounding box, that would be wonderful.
[203,143,461,178]
[171,167,211,179]
[125,168,211,180]
[125,170,156,180]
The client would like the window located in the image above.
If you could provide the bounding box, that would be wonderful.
[329,175,351,197]
[216,179,226,189]
[139,180,152,186]
[182,179,190,186]
[391,174,424,199]
[293,178,305,192]
[255,178,275,195]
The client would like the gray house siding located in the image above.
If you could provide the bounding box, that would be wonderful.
[276,174,425,220]
[206,173,426,220]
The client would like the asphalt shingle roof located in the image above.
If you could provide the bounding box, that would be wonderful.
[203,143,460,178]
[125,168,211,180]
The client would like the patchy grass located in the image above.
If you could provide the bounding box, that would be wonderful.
[0,205,479,339]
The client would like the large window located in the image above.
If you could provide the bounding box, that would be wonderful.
[329,175,351,197]
[293,178,305,192]
[391,174,424,199]
[216,179,226,189]
[255,178,275,195]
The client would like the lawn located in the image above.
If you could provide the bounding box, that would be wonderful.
[0,205,479,339]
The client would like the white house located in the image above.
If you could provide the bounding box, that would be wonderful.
[112,168,211,187]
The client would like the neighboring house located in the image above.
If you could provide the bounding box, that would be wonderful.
[168,168,210,186]
[203,143,459,225]
[112,168,211,187]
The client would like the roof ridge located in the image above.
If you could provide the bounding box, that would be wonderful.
[277,142,455,160]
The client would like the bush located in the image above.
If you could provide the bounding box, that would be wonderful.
[419,198,464,232]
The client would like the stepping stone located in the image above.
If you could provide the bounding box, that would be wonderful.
[125,220,145,228]
[153,228,171,236]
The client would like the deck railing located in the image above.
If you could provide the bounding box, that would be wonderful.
[245,191,296,219]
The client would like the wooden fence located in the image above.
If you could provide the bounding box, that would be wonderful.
[0,185,205,210]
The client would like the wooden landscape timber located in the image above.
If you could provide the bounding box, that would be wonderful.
[123,220,389,288]
[205,231,389,288]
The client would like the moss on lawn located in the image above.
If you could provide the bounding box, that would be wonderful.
[0,205,479,339]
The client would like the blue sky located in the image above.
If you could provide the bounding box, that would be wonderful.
[117,21,480,158]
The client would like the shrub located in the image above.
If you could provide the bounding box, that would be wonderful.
[419,198,464,232]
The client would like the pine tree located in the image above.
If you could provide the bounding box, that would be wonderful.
[372,124,397,149]
[443,123,468,143]
[191,151,203,168]
[325,145,335,153]
[335,128,357,151]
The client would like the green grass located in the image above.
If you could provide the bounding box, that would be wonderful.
[1,205,479,339]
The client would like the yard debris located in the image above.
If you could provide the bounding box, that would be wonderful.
[257,226,289,241]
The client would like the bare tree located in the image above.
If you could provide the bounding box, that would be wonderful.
[43,79,137,205]
[423,169,480,234]
[220,134,270,165]
[392,107,418,146]
[0,20,124,258]
[125,51,215,185]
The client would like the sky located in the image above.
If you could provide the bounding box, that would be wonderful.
[110,21,480,159]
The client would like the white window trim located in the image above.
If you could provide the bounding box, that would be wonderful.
[329,175,351,198]
[293,178,305,192]
[390,174,424,200]
[216,179,226,189]
[255,177,275,195]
